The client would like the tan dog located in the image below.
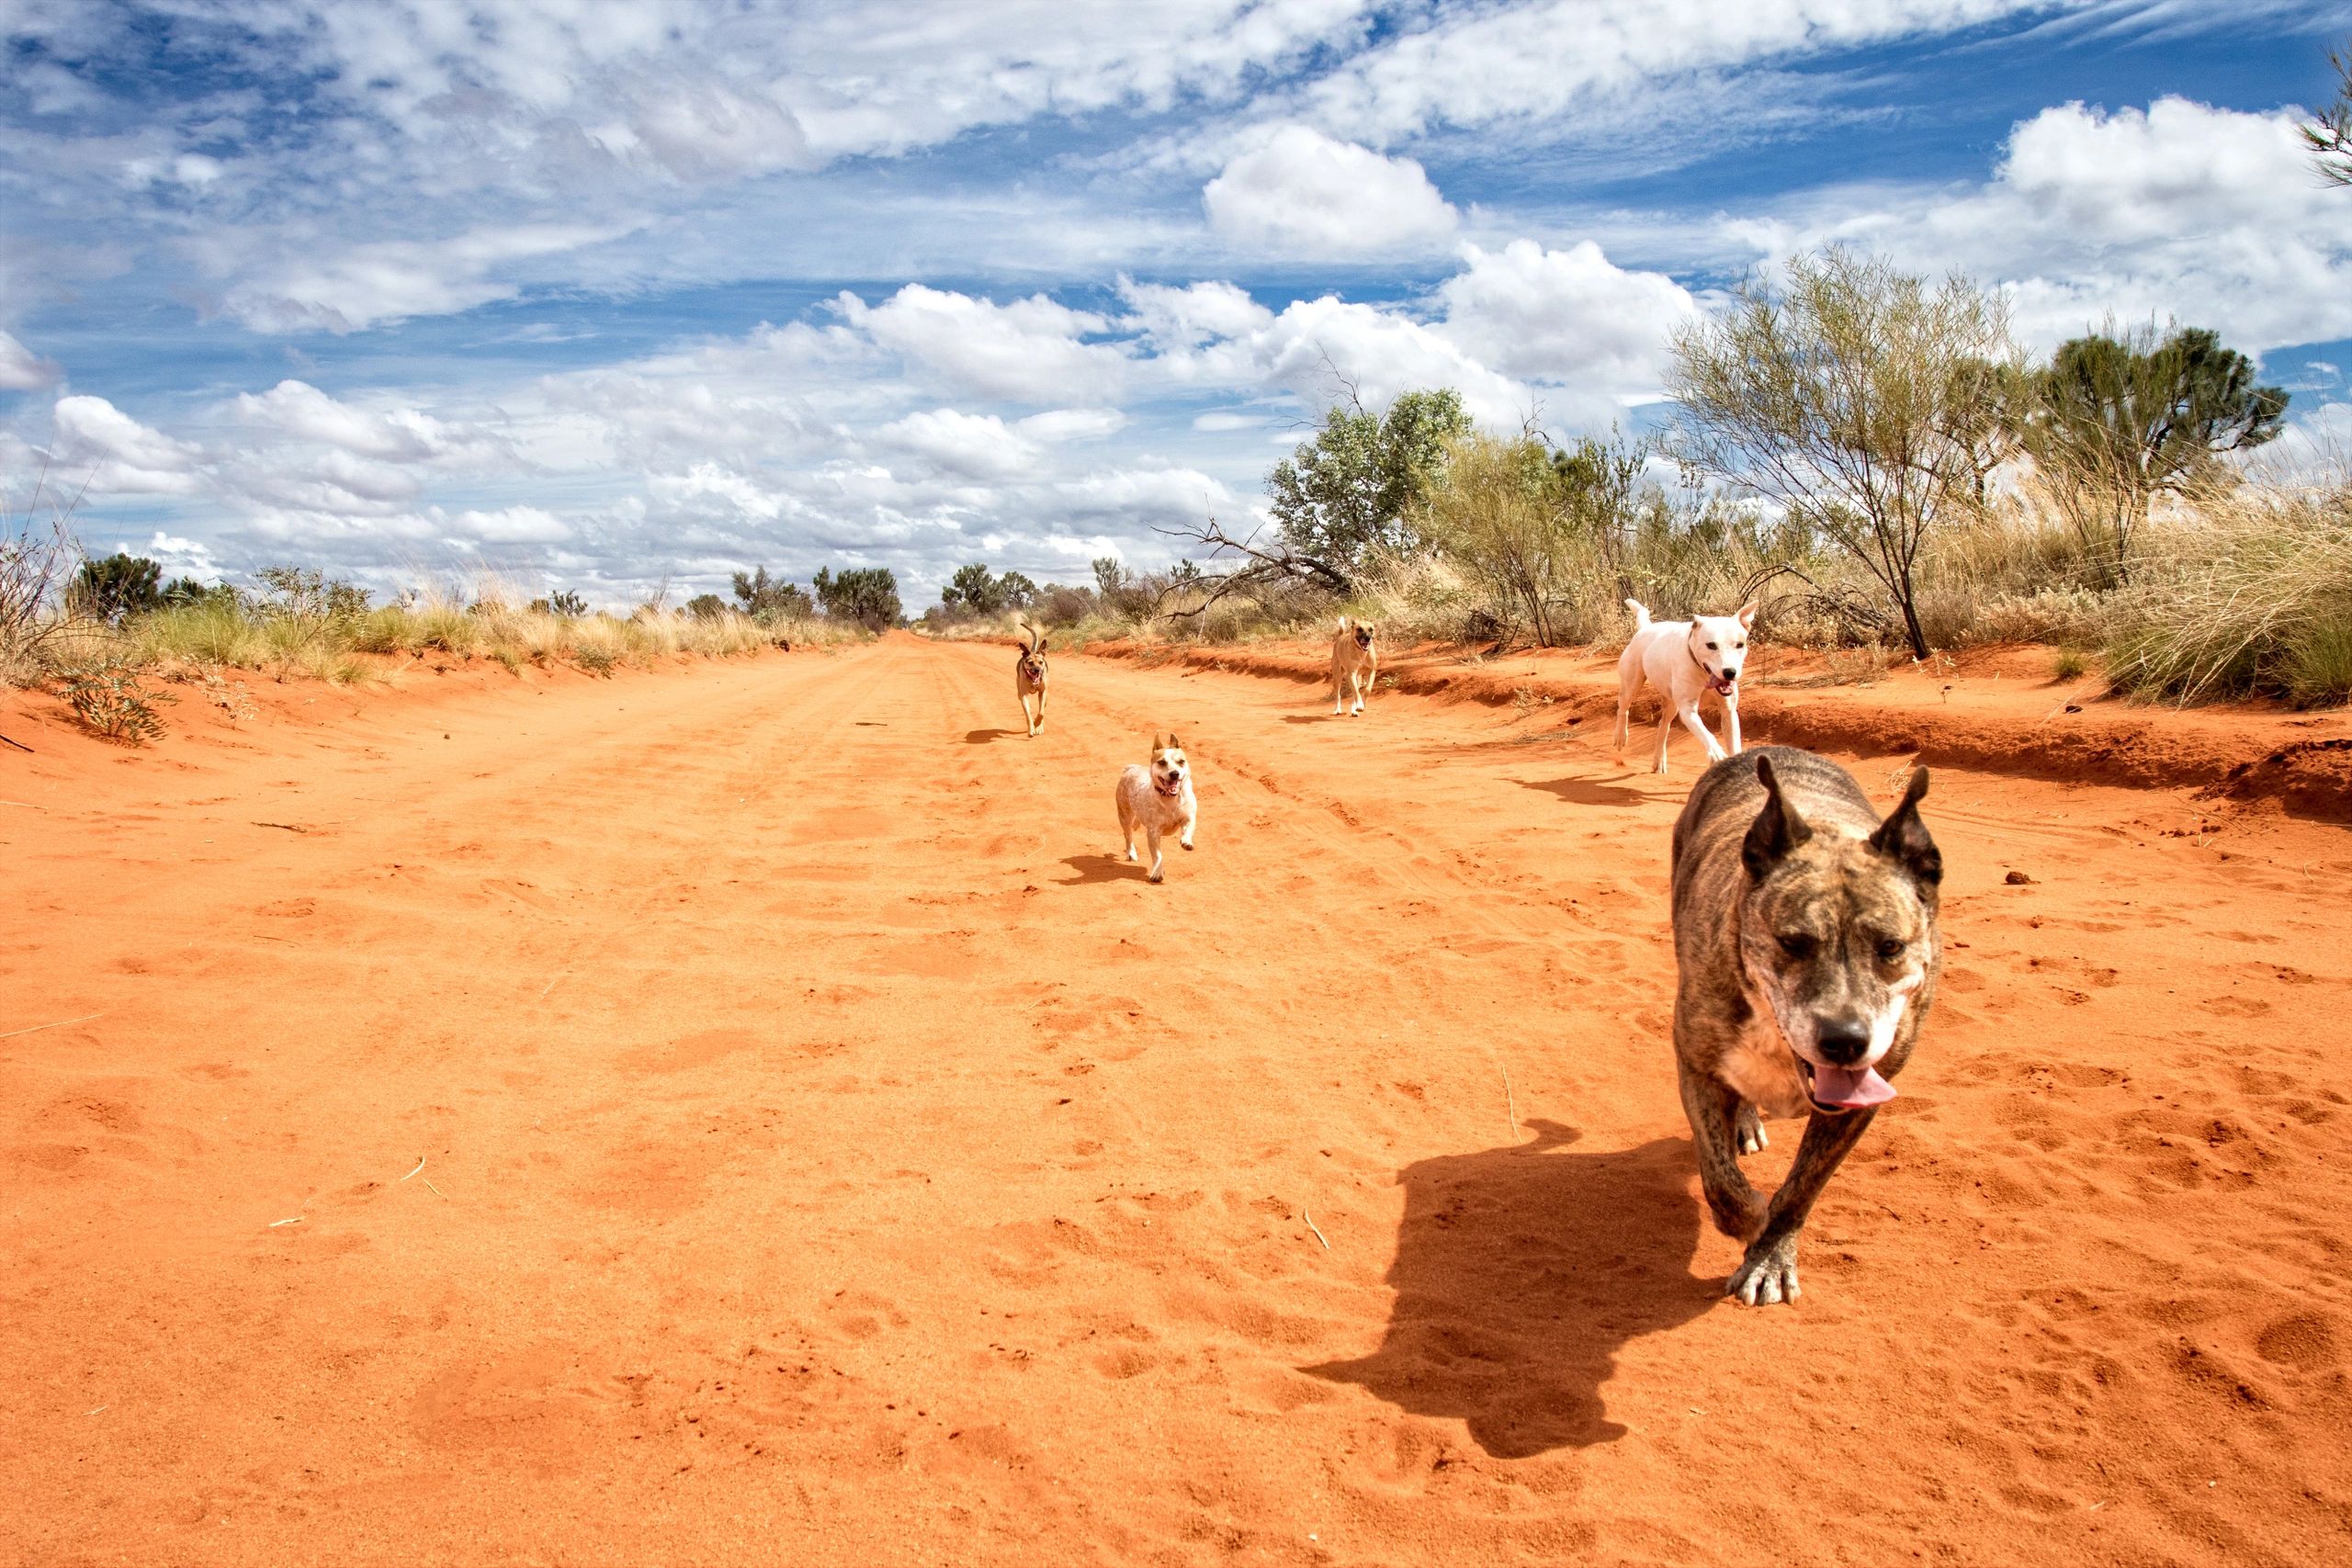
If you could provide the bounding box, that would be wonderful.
[1114,732,1196,883]
[1330,616,1377,716]
[1013,619,1048,738]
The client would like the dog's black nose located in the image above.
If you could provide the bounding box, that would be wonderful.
[1815,1026,1870,1065]
[1721,665,1740,682]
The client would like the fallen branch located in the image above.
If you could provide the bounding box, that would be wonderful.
[0,733,31,753]
[1303,1207,1330,1250]
[0,1010,103,1041]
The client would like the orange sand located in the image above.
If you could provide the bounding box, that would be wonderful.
[4,636,2349,1565]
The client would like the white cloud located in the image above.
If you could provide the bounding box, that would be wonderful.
[1203,125,1456,255]
[0,330,60,391]
[840,284,1128,403]
[449,505,571,543]
[876,409,1042,480]
[50,395,203,494]
[1725,97,2352,354]
[1434,239,1698,391]
[215,224,620,334]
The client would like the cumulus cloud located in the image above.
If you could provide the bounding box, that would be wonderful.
[1203,125,1456,255]
[840,285,1128,404]
[0,330,60,391]
[1434,240,1698,392]
[50,395,203,494]
[1725,97,2352,354]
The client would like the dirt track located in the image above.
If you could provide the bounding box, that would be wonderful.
[6,635,2351,1566]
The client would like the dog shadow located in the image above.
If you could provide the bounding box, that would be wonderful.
[1306,1119,1713,1458]
[1282,714,1344,725]
[1056,852,1149,886]
[1521,773,1656,808]
[965,728,1023,744]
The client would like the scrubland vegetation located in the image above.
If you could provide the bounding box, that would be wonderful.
[1,530,881,741]
[933,247,2342,709]
[9,240,2348,743]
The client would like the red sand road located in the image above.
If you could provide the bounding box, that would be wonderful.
[5,636,2351,1566]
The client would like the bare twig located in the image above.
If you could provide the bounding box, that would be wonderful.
[539,974,563,998]
[0,1010,102,1040]
[251,821,309,833]
[1500,1061,1520,1139]
[400,1156,425,1181]
[0,733,32,753]
[423,1178,446,1199]
[268,1216,303,1227]
[1303,1208,1330,1250]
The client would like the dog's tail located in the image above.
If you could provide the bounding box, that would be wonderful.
[1335,615,1351,634]
[1623,598,1652,631]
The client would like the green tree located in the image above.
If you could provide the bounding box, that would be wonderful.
[2307,39,2352,186]
[1266,388,1470,581]
[2021,324,2289,583]
[732,566,813,620]
[998,570,1038,610]
[942,562,1007,614]
[71,553,163,620]
[812,566,901,628]
[684,593,728,620]
[1667,249,2016,660]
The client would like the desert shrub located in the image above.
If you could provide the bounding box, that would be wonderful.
[60,664,175,743]
[2098,476,2352,705]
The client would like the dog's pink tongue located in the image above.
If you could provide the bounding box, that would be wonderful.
[1812,1065,1897,1108]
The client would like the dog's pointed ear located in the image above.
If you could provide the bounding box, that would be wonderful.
[1152,730,1170,752]
[1742,754,1812,880]
[1736,601,1759,631]
[1869,767,1941,887]
[1165,731,1182,751]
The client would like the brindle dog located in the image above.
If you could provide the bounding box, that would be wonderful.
[1669,745,1942,1305]
[1014,619,1049,738]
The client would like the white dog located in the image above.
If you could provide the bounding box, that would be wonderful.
[1613,598,1757,775]
[1115,732,1196,884]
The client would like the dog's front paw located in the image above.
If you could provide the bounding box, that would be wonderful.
[1727,1242,1801,1306]
[1736,1105,1769,1156]
[1148,869,1164,884]
[1180,837,1194,851]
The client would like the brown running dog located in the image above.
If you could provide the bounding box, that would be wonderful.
[1668,745,1942,1306]
[1330,616,1377,716]
[1014,619,1048,738]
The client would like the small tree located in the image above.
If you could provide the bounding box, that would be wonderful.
[998,570,1038,610]
[684,592,728,621]
[2307,38,2352,186]
[942,562,1006,615]
[1667,249,2015,660]
[546,589,587,617]
[732,566,812,620]
[71,553,163,620]
[1267,388,1469,582]
[2021,323,2289,584]
[812,565,900,628]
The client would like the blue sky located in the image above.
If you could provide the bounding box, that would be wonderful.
[3,0,2348,607]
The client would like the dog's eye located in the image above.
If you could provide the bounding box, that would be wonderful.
[1875,937,1905,961]
[1777,933,1816,960]
[1706,641,1718,649]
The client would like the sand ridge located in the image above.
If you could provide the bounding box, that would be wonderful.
[5,636,2350,1565]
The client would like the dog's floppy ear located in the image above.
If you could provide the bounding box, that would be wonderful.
[1869,767,1942,887]
[1736,601,1759,631]
[1742,754,1812,880]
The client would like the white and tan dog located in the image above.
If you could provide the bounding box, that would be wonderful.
[1330,616,1377,716]
[1613,598,1757,775]
[1013,618,1048,738]
[1115,732,1196,883]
